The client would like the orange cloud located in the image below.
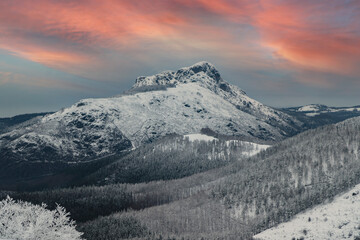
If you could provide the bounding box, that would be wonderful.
[2,45,90,69]
[254,0,360,76]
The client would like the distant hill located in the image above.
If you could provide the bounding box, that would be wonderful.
[280,104,360,129]
[0,112,52,133]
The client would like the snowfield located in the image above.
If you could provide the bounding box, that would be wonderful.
[254,183,360,240]
[184,134,217,142]
[42,82,279,150]
[133,61,300,133]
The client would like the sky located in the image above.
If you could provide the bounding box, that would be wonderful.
[0,0,360,117]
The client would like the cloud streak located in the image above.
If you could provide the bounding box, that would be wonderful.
[254,0,360,76]
[0,0,359,91]
[0,70,94,92]
[0,0,251,79]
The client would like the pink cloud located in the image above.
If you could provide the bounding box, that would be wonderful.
[254,0,360,77]
[0,0,240,76]
[0,0,359,88]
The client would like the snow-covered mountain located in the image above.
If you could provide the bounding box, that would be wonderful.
[0,62,301,165]
[286,104,360,117]
[254,183,360,240]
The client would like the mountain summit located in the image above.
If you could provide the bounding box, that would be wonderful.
[134,61,225,88]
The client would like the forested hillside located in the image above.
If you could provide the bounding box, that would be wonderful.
[4,117,360,239]
[0,134,268,191]
[211,117,360,236]
[82,134,269,185]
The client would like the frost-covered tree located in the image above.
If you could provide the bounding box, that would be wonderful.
[0,196,83,240]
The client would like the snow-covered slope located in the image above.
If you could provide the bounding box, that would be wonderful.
[184,134,217,142]
[0,61,300,164]
[254,183,360,240]
[134,61,301,134]
[184,134,270,157]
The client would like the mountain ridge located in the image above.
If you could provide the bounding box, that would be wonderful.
[0,62,303,183]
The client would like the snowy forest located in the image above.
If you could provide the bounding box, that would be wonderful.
[2,117,360,239]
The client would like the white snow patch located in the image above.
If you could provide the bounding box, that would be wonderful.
[298,105,320,112]
[183,134,270,157]
[338,107,360,112]
[254,184,360,240]
[305,112,320,117]
[184,134,217,142]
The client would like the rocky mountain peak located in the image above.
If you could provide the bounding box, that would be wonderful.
[133,61,223,88]
[177,61,221,82]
